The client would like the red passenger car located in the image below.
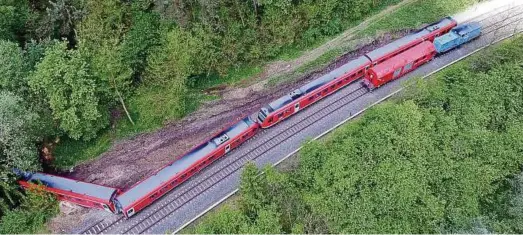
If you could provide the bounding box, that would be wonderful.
[364,41,436,89]
[18,172,120,213]
[257,56,370,128]
[116,116,260,217]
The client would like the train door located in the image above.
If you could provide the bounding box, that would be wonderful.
[294,103,300,113]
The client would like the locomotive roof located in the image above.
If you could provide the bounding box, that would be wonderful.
[116,117,254,208]
[300,56,370,94]
[452,22,481,36]
[26,173,117,201]
[433,31,457,45]
[365,17,455,62]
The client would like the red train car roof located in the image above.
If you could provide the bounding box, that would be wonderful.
[369,41,435,77]
[22,172,118,201]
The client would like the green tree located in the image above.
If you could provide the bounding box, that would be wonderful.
[28,41,108,140]
[0,187,58,234]
[121,8,160,79]
[142,27,195,119]
[0,40,28,94]
[0,91,40,218]
[30,0,85,41]
[0,0,29,42]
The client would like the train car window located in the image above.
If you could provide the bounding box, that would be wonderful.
[330,84,335,89]
[308,96,314,101]
[373,62,377,66]
[242,134,247,139]
[171,181,176,186]
[268,117,273,123]
[278,113,283,118]
[127,208,135,216]
[323,89,328,94]
[181,174,186,178]
[337,81,342,86]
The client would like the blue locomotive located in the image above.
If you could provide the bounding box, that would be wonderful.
[433,22,482,53]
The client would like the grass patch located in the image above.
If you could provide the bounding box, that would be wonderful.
[53,133,112,169]
[189,66,263,90]
[268,48,346,86]
[359,0,482,36]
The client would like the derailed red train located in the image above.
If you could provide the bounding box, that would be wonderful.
[19,16,482,218]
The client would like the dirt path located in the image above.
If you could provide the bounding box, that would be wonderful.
[48,0,416,233]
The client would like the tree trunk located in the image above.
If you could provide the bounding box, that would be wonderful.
[116,89,135,125]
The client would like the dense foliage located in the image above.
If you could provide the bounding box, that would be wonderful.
[0,187,58,234]
[0,0,492,231]
[189,36,523,233]
[0,0,409,231]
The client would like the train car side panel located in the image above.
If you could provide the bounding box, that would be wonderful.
[258,56,370,128]
[365,41,436,89]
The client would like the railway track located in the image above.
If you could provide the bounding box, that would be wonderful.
[79,4,523,234]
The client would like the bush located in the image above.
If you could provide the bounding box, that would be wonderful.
[0,187,58,234]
